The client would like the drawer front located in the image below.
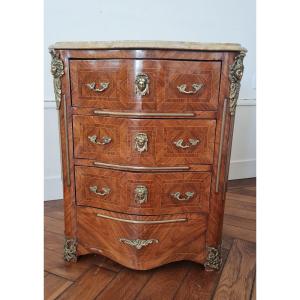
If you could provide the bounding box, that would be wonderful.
[75,166,211,215]
[70,59,221,111]
[77,206,207,270]
[73,116,216,165]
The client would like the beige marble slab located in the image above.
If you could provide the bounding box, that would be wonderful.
[49,40,246,52]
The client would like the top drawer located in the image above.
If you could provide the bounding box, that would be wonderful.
[70,59,221,111]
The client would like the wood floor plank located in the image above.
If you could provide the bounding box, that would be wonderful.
[135,261,190,300]
[251,277,256,300]
[57,266,116,300]
[45,208,64,220]
[96,268,152,299]
[44,231,64,253]
[225,199,256,211]
[224,214,256,231]
[221,234,234,250]
[226,192,256,204]
[90,254,123,273]
[223,224,256,243]
[44,273,73,300]
[44,199,64,211]
[230,188,256,197]
[44,248,91,281]
[224,206,256,220]
[227,178,256,189]
[213,240,256,300]
[44,216,64,235]
[174,249,229,300]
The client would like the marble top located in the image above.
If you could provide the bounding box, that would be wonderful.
[49,40,246,52]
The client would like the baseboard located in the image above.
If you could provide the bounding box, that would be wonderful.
[228,159,256,180]
[44,175,63,200]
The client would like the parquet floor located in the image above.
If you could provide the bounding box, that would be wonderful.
[44,178,256,300]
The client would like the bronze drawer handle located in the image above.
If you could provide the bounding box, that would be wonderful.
[173,138,200,149]
[89,185,111,196]
[177,83,203,94]
[171,191,195,201]
[119,238,158,250]
[88,135,112,145]
[86,82,109,92]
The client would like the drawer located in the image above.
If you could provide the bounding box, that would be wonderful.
[77,206,207,270]
[73,116,216,165]
[75,166,211,215]
[70,59,221,111]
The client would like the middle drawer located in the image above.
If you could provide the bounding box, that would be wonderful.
[75,166,211,215]
[73,115,216,165]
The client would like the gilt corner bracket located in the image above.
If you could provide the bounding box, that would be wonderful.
[229,50,246,116]
[204,246,222,271]
[64,237,77,262]
[50,49,64,110]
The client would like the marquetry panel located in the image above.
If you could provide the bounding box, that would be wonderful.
[75,167,121,207]
[73,115,122,162]
[73,116,216,165]
[76,206,207,270]
[160,173,211,212]
[75,166,211,215]
[163,61,221,111]
[70,59,221,111]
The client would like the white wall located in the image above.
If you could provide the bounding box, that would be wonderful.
[44,0,256,200]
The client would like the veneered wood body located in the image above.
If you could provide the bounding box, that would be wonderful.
[55,47,241,270]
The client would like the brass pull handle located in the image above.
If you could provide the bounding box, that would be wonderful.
[96,213,187,224]
[88,135,112,145]
[171,191,195,201]
[177,83,203,94]
[134,185,148,204]
[119,238,159,250]
[93,161,190,172]
[173,138,200,149]
[89,185,111,196]
[135,73,150,96]
[86,82,109,92]
[134,133,148,153]
[93,110,195,117]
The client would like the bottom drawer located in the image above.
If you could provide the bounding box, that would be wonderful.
[77,206,208,270]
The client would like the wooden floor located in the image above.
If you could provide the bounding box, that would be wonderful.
[44,178,256,300]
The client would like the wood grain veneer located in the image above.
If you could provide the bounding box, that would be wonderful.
[75,166,211,215]
[76,206,207,270]
[73,116,216,165]
[70,59,221,111]
[50,41,246,271]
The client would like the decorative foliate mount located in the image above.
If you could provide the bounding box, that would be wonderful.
[119,238,159,250]
[50,49,64,110]
[64,237,77,262]
[229,51,246,115]
[204,246,222,271]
